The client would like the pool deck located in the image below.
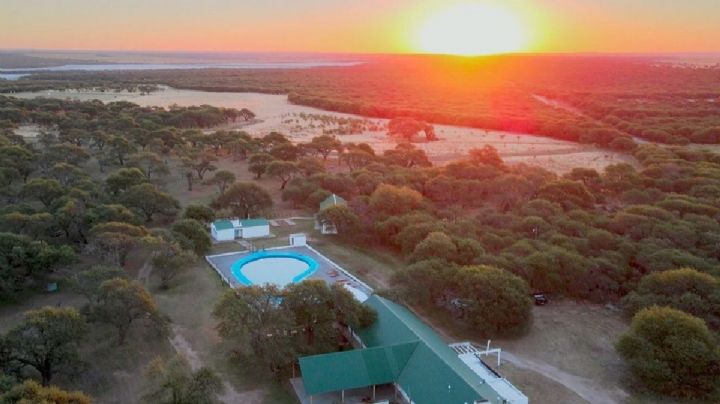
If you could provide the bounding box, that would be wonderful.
[205,245,373,297]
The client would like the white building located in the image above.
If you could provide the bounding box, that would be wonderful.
[211,218,270,241]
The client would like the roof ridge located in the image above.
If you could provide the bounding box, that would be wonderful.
[371,296,499,402]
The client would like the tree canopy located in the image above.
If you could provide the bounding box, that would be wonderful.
[616,307,720,398]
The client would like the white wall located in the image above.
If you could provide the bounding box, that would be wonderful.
[212,227,235,241]
[241,225,270,239]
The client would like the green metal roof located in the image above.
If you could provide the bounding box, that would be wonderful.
[299,342,418,395]
[319,194,347,211]
[358,296,501,404]
[240,218,268,227]
[212,219,234,231]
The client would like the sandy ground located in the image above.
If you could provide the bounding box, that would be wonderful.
[494,302,633,404]
[10,87,636,174]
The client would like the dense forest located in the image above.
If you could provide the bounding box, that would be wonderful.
[1,68,719,399]
[0,95,378,402]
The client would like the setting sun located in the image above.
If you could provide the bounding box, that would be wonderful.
[415,3,527,56]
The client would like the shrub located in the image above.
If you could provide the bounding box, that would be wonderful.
[616,307,720,398]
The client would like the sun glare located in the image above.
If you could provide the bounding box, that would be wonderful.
[415,3,527,56]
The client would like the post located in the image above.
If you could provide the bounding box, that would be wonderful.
[373,385,376,400]
[342,389,345,403]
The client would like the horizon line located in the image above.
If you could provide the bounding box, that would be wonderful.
[2,48,720,57]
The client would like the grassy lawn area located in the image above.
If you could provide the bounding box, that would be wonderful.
[309,237,405,289]
[150,253,297,404]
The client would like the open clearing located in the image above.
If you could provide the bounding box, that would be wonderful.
[10,87,636,173]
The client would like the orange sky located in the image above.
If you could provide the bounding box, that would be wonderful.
[1,0,718,54]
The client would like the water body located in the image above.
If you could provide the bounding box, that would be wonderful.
[0,61,361,75]
[0,74,28,81]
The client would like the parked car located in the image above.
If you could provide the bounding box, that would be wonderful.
[532,293,549,306]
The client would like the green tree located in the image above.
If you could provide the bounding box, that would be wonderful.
[0,380,91,404]
[206,170,235,195]
[20,178,65,209]
[616,307,720,398]
[171,219,212,256]
[297,157,325,177]
[89,278,161,345]
[105,135,137,166]
[307,135,342,161]
[3,307,86,385]
[119,183,179,222]
[538,179,595,210]
[269,142,300,161]
[454,265,532,335]
[248,153,274,179]
[340,149,374,170]
[70,265,127,304]
[90,222,150,266]
[317,205,360,235]
[383,143,431,168]
[0,233,76,300]
[388,118,434,142]
[182,204,215,223]
[468,145,504,168]
[369,184,424,218]
[213,287,296,376]
[392,259,457,305]
[105,167,147,195]
[181,149,217,181]
[0,145,35,182]
[127,151,170,180]
[212,182,273,219]
[151,243,196,289]
[410,232,457,263]
[144,355,223,404]
[266,160,298,190]
[283,281,337,352]
[622,268,720,330]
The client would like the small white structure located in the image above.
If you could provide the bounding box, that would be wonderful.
[317,194,347,235]
[211,218,270,241]
[289,233,307,246]
[450,342,528,404]
[342,284,369,303]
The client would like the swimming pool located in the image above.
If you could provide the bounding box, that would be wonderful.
[230,251,318,288]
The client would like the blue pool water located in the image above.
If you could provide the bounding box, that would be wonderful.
[231,251,318,287]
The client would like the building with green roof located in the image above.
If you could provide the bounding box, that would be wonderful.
[297,295,528,404]
[210,218,270,241]
[319,193,347,211]
[317,194,348,234]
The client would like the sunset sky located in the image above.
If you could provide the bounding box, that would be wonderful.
[2,0,719,54]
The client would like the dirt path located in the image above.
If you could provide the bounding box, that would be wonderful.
[136,260,153,286]
[169,324,263,404]
[140,263,261,403]
[502,352,628,404]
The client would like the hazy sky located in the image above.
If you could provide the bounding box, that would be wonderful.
[2,0,718,53]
